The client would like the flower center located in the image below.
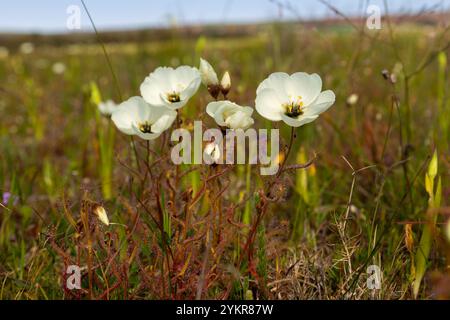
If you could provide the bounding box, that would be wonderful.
[138,121,153,134]
[223,110,234,121]
[283,96,304,118]
[167,92,181,103]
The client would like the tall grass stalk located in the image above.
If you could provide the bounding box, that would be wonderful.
[437,52,448,151]
[90,82,115,200]
[413,150,442,297]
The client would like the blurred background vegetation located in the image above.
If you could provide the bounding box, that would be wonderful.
[0,1,449,299]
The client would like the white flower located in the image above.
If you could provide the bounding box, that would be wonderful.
[346,93,358,106]
[52,62,66,75]
[98,100,117,116]
[140,66,201,110]
[206,100,254,130]
[199,58,219,86]
[255,72,335,127]
[111,96,177,140]
[0,47,9,60]
[204,142,221,164]
[20,42,34,55]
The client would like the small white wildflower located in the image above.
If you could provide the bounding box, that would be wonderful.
[206,100,254,130]
[346,93,358,106]
[140,66,201,110]
[19,42,34,55]
[255,72,335,127]
[52,62,66,75]
[111,96,177,140]
[98,100,117,116]
[204,142,221,165]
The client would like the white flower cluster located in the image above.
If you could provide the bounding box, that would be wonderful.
[103,58,335,141]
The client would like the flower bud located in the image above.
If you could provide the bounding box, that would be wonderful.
[94,205,109,226]
[220,71,231,96]
[381,69,390,80]
[200,58,221,99]
[346,93,358,106]
[199,58,219,86]
[204,142,221,165]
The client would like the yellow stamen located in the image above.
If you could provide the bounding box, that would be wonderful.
[167,92,181,103]
[138,121,152,133]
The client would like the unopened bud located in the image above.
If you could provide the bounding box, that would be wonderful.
[204,142,221,165]
[381,69,396,84]
[199,58,221,99]
[381,69,390,80]
[94,205,109,226]
[199,58,219,86]
[220,71,231,96]
[346,93,358,106]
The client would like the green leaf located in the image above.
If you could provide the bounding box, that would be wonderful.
[90,81,102,106]
[424,174,433,198]
[413,152,440,298]
[427,149,438,181]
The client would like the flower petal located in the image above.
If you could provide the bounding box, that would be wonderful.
[179,76,201,102]
[281,113,319,127]
[255,88,283,121]
[303,90,335,116]
[289,72,322,106]
[242,106,254,117]
[174,66,201,88]
[150,109,177,133]
[256,72,290,102]
[111,96,148,135]
[206,101,222,118]
[225,110,254,129]
[140,77,167,107]
[207,101,237,126]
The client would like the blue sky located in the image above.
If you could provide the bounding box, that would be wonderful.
[1,0,448,33]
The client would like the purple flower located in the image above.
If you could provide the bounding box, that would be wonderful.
[2,192,17,206]
[2,192,11,204]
